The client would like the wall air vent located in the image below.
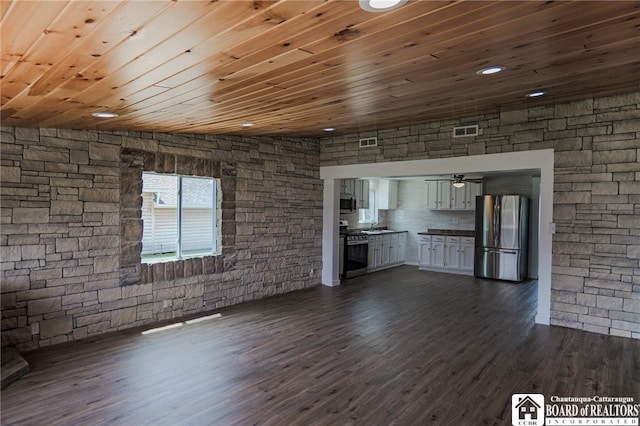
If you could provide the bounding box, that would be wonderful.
[359,137,378,148]
[452,125,479,138]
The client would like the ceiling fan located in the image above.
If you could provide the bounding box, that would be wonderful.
[424,174,483,188]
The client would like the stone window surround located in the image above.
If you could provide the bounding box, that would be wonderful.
[120,148,236,286]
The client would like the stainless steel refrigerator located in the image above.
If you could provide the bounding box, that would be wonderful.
[474,195,529,282]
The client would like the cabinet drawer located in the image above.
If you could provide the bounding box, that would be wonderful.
[432,236,445,242]
[462,237,475,244]
[445,236,460,244]
[419,235,431,243]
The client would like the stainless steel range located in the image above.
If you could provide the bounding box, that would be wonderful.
[344,233,368,278]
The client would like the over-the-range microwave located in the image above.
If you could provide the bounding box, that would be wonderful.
[340,197,357,213]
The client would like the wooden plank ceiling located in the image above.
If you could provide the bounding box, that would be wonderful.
[2,0,640,137]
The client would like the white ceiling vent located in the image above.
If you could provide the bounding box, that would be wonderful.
[452,125,479,138]
[359,137,378,148]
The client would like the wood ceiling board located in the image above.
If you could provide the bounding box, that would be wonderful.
[2,1,640,136]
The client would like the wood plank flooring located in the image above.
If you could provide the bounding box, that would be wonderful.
[2,266,639,425]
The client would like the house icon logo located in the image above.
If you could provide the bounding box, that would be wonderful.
[512,394,544,426]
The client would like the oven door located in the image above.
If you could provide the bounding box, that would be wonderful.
[345,240,368,278]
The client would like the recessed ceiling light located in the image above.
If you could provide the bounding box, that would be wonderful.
[241,122,254,128]
[323,127,336,132]
[526,90,545,98]
[359,0,407,12]
[476,66,506,75]
[92,112,118,118]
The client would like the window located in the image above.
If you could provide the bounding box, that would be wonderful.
[141,172,219,263]
[359,186,377,224]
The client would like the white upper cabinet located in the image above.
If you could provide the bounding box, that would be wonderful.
[424,181,439,209]
[377,179,398,210]
[425,181,481,211]
[341,179,369,209]
[357,179,369,210]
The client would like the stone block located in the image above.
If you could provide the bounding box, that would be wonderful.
[618,215,640,229]
[13,208,49,224]
[38,316,72,339]
[577,293,597,307]
[1,275,30,292]
[89,142,120,162]
[78,235,119,251]
[620,182,640,194]
[110,307,137,327]
[553,242,593,255]
[585,278,632,292]
[554,191,591,204]
[611,319,640,333]
[94,255,119,274]
[623,298,640,313]
[591,182,618,195]
[554,151,592,168]
[555,99,593,117]
[1,166,20,183]
[578,314,611,328]
[596,92,640,109]
[552,274,584,292]
[28,297,61,315]
[21,245,45,260]
[79,188,119,203]
[596,295,623,310]
[613,119,640,134]
[98,287,122,303]
[51,201,83,216]
[582,323,610,335]
[628,246,640,260]
[1,245,22,262]
[593,149,636,164]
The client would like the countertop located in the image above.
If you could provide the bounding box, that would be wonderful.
[344,229,407,236]
[418,229,476,237]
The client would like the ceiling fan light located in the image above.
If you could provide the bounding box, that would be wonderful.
[359,0,407,12]
[452,182,466,188]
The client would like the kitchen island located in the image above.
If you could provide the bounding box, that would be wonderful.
[418,229,475,276]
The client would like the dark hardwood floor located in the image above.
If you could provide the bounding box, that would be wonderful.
[2,266,639,425]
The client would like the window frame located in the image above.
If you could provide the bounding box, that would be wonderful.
[359,186,378,224]
[141,171,219,264]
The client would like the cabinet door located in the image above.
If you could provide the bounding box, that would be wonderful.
[460,240,475,271]
[431,237,446,267]
[437,181,451,209]
[445,237,460,269]
[389,234,399,264]
[451,185,466,210]
[374,240,383,268]
[367,235,376,269]
[358,179,370,210]
[465,183,482,210]
[397,232,407,262]
[419,236,431,267]
[341,179,356,197]
[378,179,398,210]
[424,181,438,209]
[382,235,391,265]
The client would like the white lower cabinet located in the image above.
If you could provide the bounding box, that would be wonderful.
[368,232,407,272]
[418,235,475,276]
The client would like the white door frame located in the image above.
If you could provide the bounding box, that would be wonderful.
[320,149,554,326]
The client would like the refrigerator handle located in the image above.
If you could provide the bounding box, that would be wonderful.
[493,197,500,247]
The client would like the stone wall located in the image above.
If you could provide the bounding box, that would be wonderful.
[320,91,640,339]
[1,128,323,351]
